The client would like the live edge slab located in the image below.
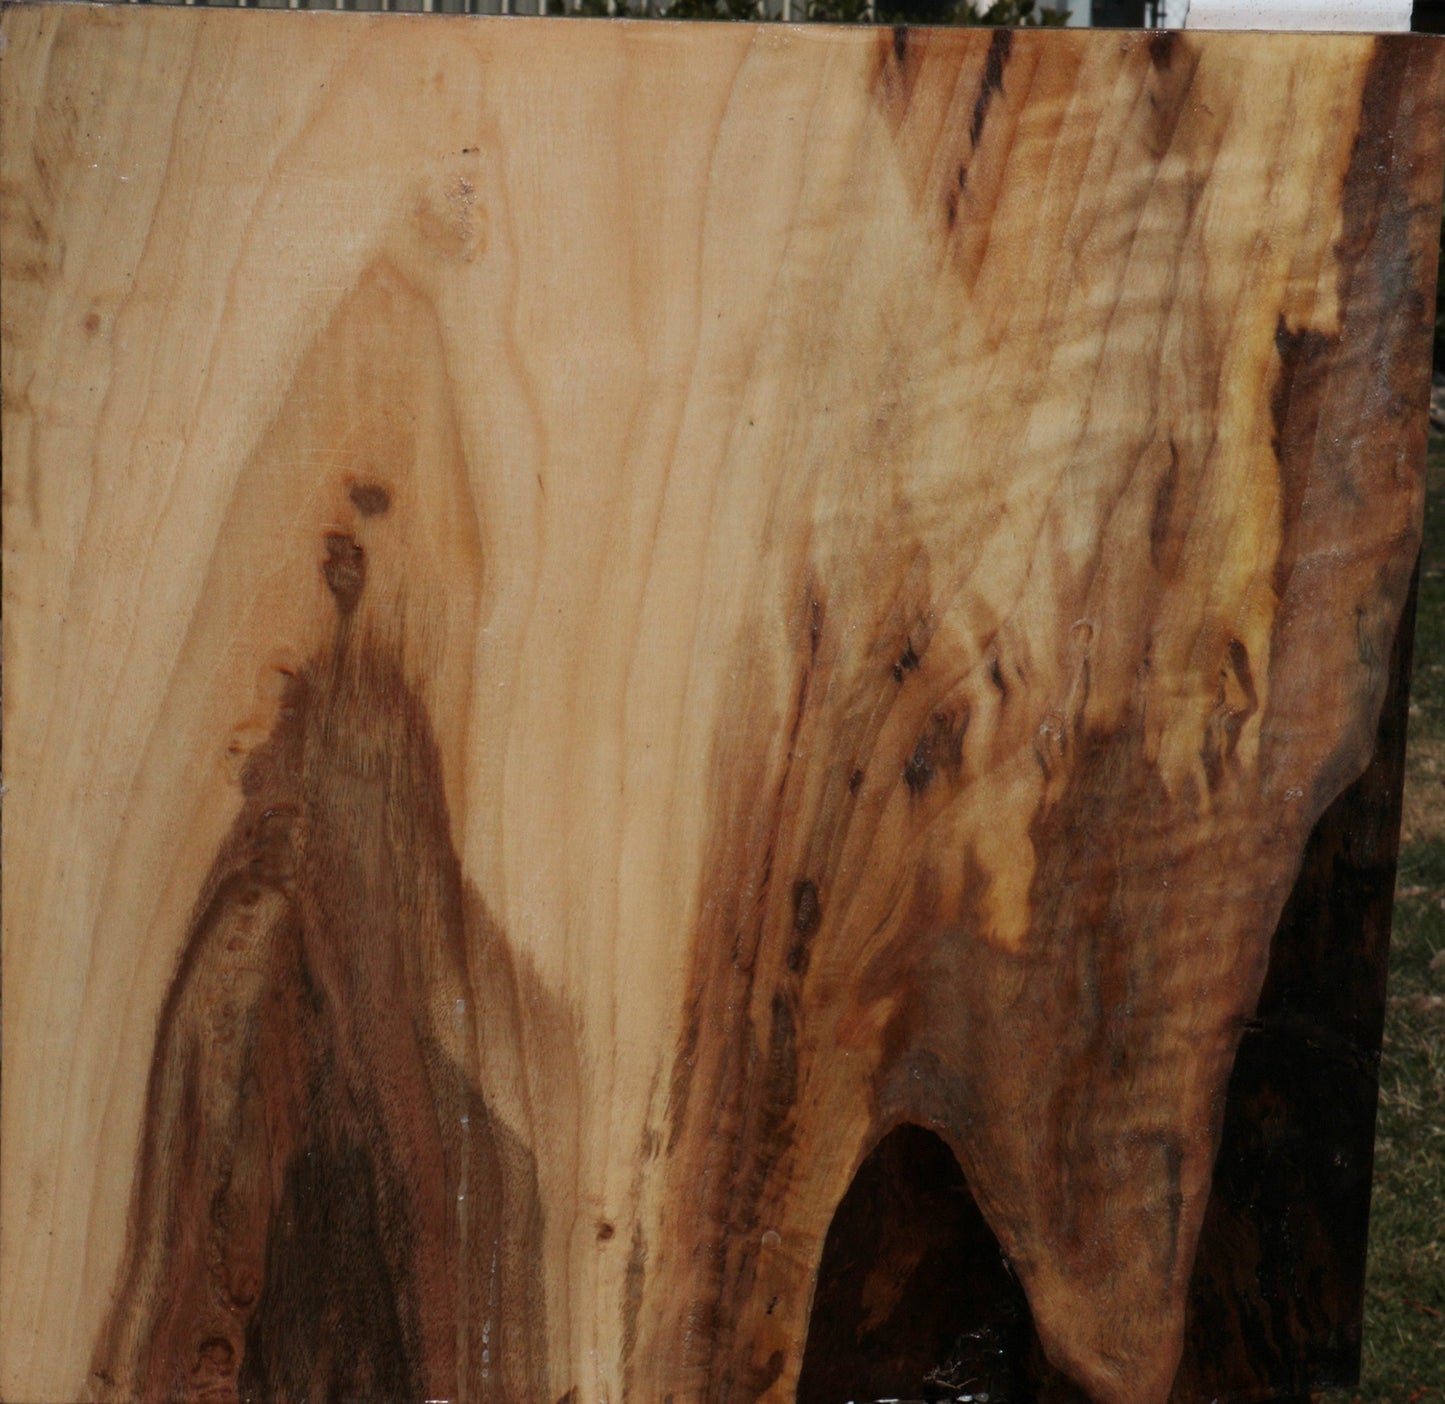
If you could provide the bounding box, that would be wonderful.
[2,9,1442,1404]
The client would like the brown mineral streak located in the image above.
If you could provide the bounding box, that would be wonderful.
[92,543,548,1404]
[1,10,1441,1404]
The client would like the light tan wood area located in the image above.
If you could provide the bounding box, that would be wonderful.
[3,9,1442,1402]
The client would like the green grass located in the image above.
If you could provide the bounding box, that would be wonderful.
[1323,433,1445,1403]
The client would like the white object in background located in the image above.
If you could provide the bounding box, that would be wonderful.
[1183,0,1412,29]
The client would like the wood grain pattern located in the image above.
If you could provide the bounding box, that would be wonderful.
[2,11,1442,1403]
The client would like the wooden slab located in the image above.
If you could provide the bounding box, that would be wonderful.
[3,10,1442,1402]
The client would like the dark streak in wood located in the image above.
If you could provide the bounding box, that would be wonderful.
[870,20,924,134]
[1269,317,1336,599]
[1150,437,1180,573]
[904,707,969,796]
[1142,31,1201,163]
[970,29,1012,150]
[622,1221,648,1381]
[92,574,548,1404]
[348,480,392,517]
[1148,30,1178,71]
[321,530,365,613]
[988,651,1009,702]
[787,878,822,975]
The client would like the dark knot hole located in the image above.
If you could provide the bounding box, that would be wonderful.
[797,1123,1078,1404]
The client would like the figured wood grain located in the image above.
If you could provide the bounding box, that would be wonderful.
[2,11,1442,1404]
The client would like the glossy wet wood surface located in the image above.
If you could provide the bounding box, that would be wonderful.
[2,11,1442,1402]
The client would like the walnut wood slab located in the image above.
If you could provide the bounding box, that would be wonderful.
[2,10,1442,1403]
